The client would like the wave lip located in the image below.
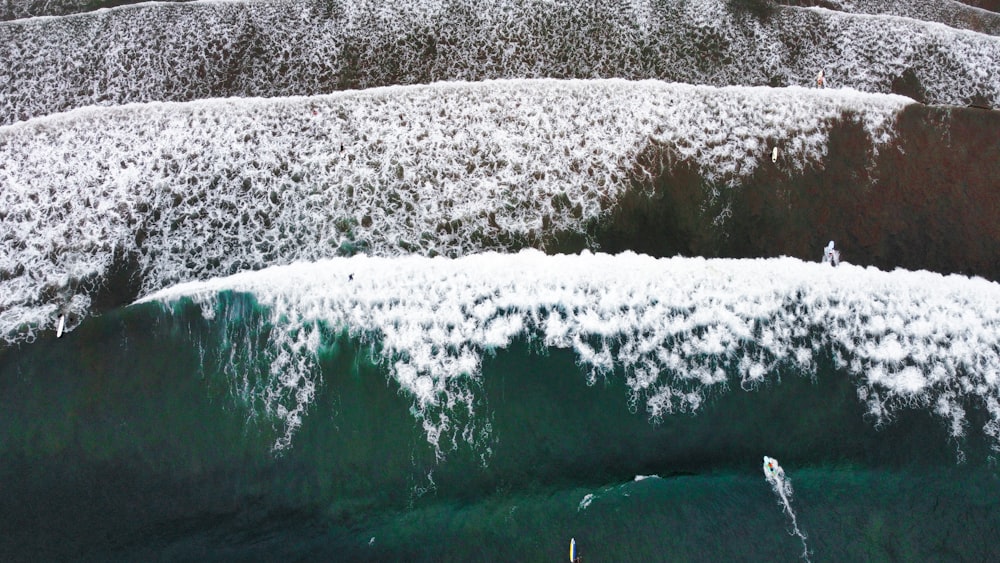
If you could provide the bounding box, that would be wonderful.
[0,79,910,345]
[2,0,997,124]
[142,251,1000,454]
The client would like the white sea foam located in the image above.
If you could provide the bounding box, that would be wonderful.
[785,4,1000,101]
[811,0,1000,35]
[9,0,994,28]
[578,473,661,511]
[141,251,1000,454]
[0,79,909,344]
[2,0,996,124]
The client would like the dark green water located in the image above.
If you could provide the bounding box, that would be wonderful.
[2,296,998,561]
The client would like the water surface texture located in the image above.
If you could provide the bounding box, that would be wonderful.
[2,0,999,561]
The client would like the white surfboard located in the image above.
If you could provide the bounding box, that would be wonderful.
[56,315,65,338]
[771,147,778,162]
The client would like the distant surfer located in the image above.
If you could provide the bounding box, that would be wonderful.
[763,456,785,482]
[822,240,840,266]
[815,69,826,88]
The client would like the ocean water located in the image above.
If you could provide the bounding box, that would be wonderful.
[3,260,1000,561]
[2,0,1000,561]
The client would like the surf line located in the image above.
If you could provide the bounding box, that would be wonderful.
[763,456,811,562]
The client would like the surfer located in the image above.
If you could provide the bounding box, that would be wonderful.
[763,456,784,481]
[816,69,825,88]
[822,240,840,266]
[570,538,582,562]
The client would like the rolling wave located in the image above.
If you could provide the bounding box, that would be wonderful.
[142,251,1000,455]
[781,0,1000,35]
[2,0,997,124]
[1,0,190,21]
[0,79,908,344]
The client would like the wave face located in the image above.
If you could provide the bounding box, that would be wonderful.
[2,0,998,124]
[0,80,909,344]
[4,278,998,561]
[142,251,1000,455]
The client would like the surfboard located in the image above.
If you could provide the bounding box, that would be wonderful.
[56,315,65,338]
[771,147,778,162]
[569,537,576,561]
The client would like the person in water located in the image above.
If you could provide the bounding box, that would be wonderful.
[765,457,785,481]
[822,240,840,266]
[816,69,825,88]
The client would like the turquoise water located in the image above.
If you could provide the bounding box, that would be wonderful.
[2,295,997,561]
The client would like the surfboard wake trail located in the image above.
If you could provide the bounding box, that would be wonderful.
[763,455,810,562]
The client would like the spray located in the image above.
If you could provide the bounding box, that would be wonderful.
[763,455,810,562]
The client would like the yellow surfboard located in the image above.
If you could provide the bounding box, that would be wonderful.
[569,538,576,561]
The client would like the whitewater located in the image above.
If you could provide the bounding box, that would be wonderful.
[141,251,1000,453]
[0,80,910,345]
[2,0,999,124]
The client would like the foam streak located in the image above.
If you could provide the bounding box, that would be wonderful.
[763,455,810,561]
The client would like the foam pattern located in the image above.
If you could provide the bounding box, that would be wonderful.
[782,4,1000,101]
[797,0,1000,36]
[0,79,910,344]
[1,0,187,21]
[142,251,1000,454]
[2,0,997,124]
[2,0,96,20]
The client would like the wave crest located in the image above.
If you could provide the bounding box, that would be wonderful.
[143,251,1000,454]
[0,79,908,344]
[2,0,996,124]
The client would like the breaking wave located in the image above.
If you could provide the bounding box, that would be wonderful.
[141,251,1000,454]
[785,0,1000,35]
[2,0,997,124]
[1,0,186,20]
[0,79,910,344]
